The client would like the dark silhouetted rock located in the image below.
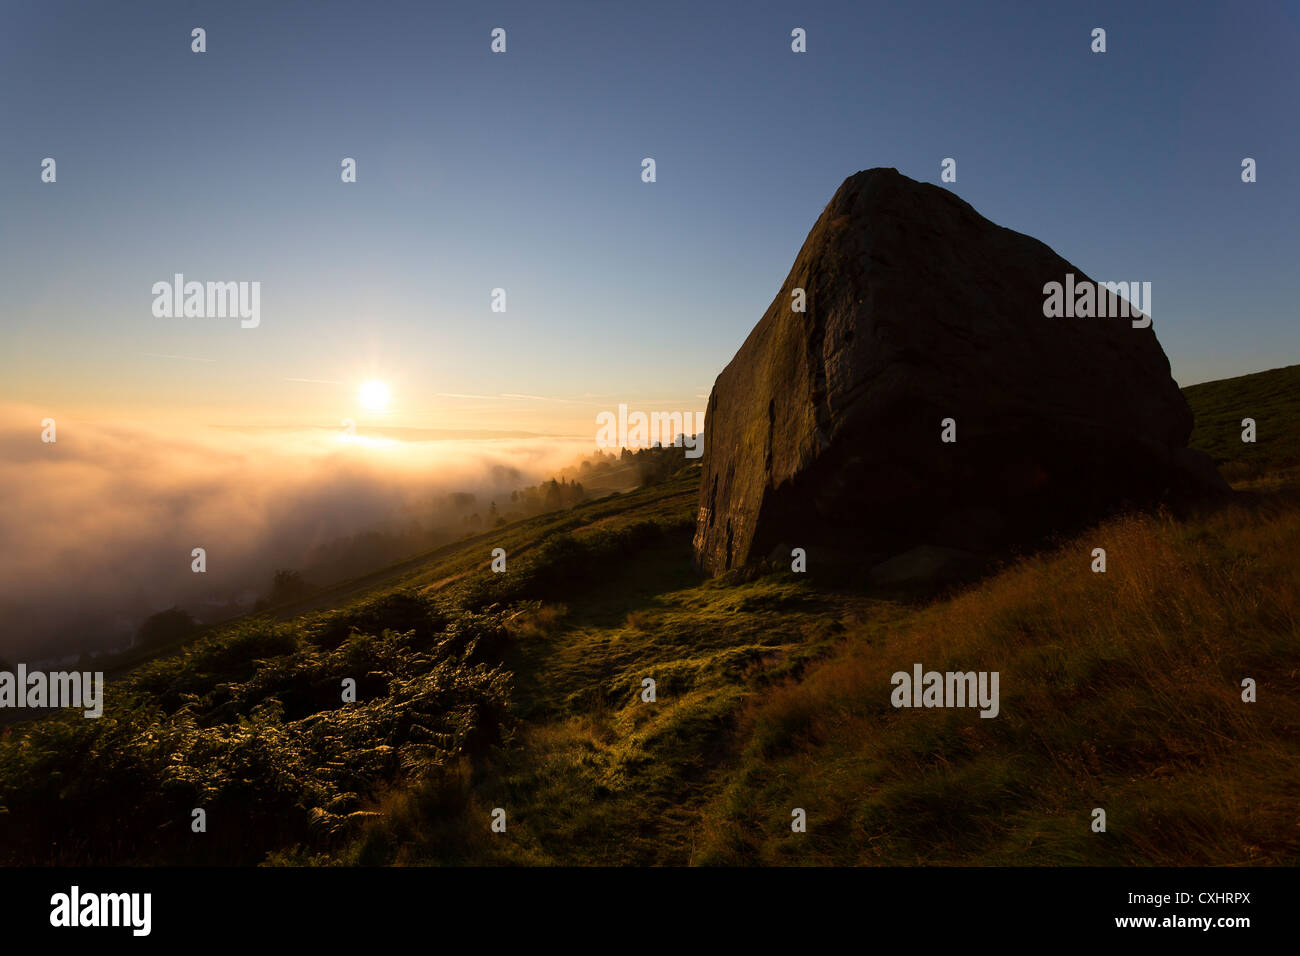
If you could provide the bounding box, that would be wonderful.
[693,168,1228,576]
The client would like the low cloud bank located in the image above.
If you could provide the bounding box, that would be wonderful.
[0,406,588,662]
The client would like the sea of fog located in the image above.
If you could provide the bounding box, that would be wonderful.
[0,406,593,663]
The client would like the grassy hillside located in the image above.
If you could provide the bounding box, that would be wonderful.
[695,498,1300,864]
[2,368,1297,866]
[1184,363,1300,483]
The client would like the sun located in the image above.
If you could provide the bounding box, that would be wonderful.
[358,379,391,411]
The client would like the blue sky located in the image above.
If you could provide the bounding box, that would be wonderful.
[2,0,1297,432]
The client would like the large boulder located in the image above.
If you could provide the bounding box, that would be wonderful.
[693,167,1227,576]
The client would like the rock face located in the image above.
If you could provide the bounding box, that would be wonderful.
[693,168,1228,577]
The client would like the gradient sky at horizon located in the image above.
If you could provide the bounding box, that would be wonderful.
[2,0,1298,435]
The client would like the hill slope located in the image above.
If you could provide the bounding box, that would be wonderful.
[1184,363,1300,482]
[1,367,1297,866]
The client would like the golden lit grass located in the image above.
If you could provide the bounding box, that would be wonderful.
[338,566,882,865]
[335,486,1299,867]
[694,492,1300,865]
[505,603,570,641]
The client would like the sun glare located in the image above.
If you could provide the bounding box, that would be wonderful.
[358,379,391,411]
